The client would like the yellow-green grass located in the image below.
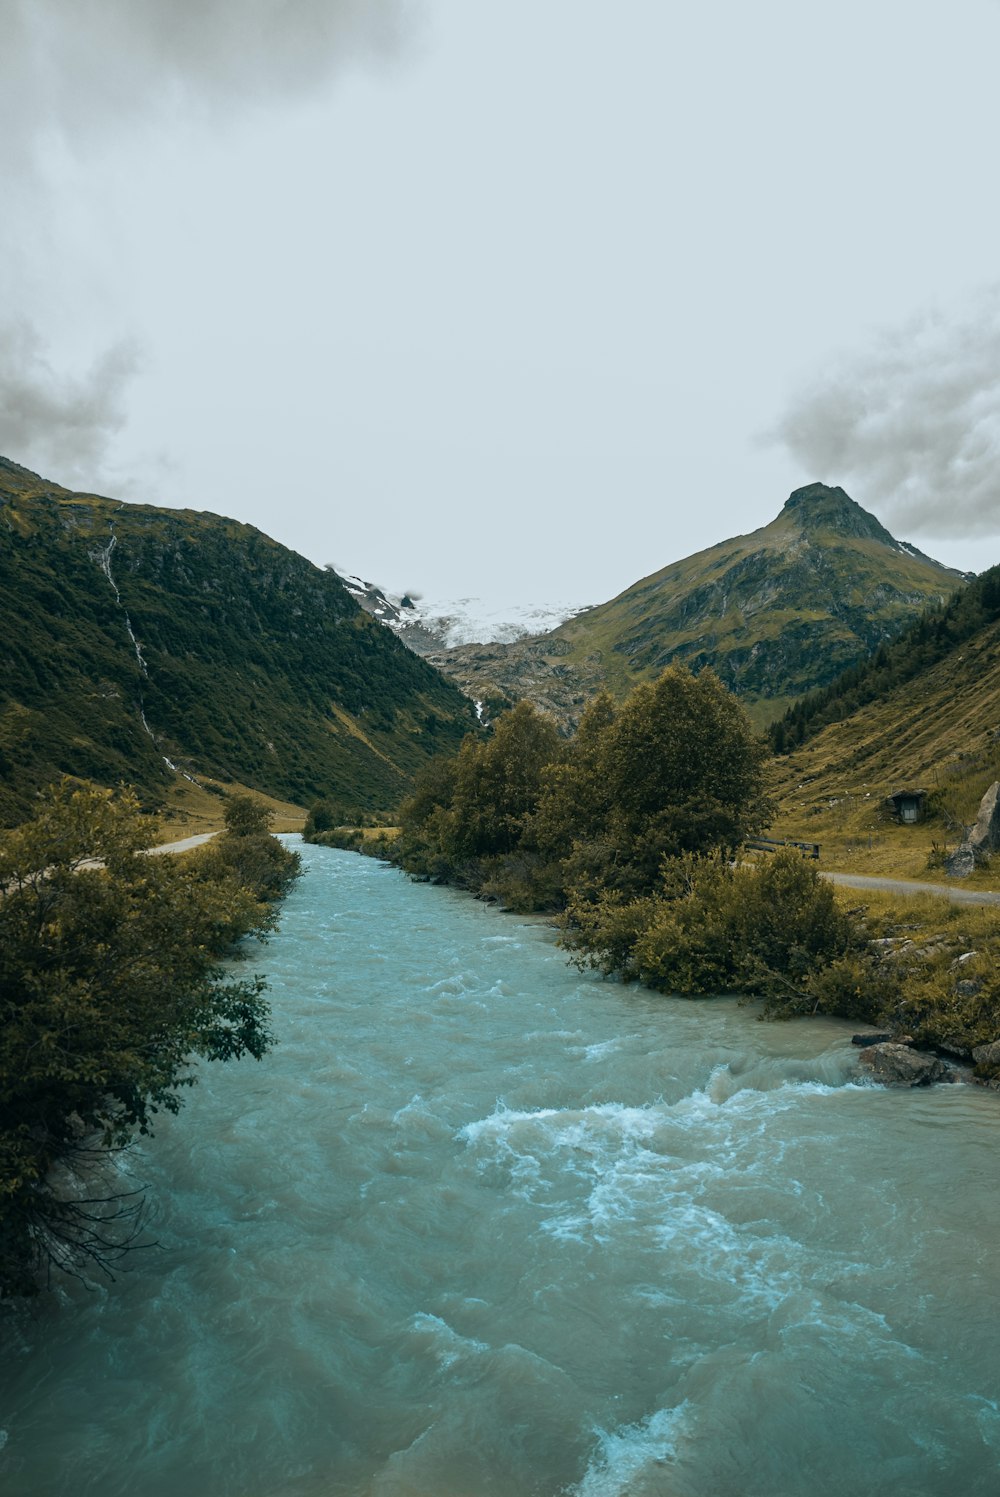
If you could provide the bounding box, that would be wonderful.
[160,776,306,840]
[768,615,1000,885]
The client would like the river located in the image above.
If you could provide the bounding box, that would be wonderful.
[2,841,999,1495]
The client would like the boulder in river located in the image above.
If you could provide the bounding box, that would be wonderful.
[857,1043,956,1087]
[971,1040,1000,1068]
[851,1031,895,1047]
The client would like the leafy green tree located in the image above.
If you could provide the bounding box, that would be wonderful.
[595,667,771,889]
[393,752,460,880]
[446,701,562,860]
[529,691,618,863]
[304,799,339,837]
[222,793,274,838]
[201,794,301,903]
[394,669,771,911]
[0,782,287,1297]
[543,668,772,904]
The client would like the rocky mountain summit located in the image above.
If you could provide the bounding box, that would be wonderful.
[410,484,968,729]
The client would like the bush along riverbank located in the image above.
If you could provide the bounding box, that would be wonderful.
[306,666,1000,1088]
[0,785,300,1298]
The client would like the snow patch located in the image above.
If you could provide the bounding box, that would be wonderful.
[335,570,590,647]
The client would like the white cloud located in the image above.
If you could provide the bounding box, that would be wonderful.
[0,0,415,159]
[0,320,141,488]
[769,290,1000,539]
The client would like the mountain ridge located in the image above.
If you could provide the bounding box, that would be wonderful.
[0,458,477,825]
[411,484,969,729]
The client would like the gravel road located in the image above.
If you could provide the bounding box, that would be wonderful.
[821,870,1000,907]
[147,832,219,856]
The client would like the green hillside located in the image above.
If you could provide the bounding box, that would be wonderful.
[0,457,477,825]
[767,563,1000,877]
[426,485,966,728]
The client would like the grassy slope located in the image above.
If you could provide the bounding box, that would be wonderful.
[768,612,1000,882]
[0,457,477,825]
[555,486,965,715]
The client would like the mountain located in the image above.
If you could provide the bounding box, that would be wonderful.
[0,457,477,825]
[420,484,968,728]
[337,573,586,652]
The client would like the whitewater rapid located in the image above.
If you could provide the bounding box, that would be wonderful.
[2,842,999,1496]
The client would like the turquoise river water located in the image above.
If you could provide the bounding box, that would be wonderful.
[2,840,1000,1495]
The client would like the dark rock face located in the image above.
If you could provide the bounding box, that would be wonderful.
[857,1043,955,1086]
[781,484,901,545]
[851,1031,895,1047]
[936,1035,973,1059]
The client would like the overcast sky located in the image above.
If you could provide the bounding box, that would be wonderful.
[2,0,1000,614]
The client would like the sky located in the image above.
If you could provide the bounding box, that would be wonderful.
[2,0,1000,617]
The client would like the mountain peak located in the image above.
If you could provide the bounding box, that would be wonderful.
[781,483,897,545]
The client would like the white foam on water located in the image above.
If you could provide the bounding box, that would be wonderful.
[9,848,1000,1497]
[571,1403,693,1497]
[580,1034,639,1061]
[524,1029,587,1044]
[408,1313,489,1370]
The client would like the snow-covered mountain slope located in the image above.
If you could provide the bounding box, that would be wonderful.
[335,573,588,650]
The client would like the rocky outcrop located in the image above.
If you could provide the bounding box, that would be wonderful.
[946,781,1000,877]
[857,1043,956,1087]
[971,1040,1000,1068]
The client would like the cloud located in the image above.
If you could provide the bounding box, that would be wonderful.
[769,290,1000,539]
[0,320,142,488]
[0,0,415,158]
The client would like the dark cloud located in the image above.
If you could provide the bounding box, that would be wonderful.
[0,320,141,487]
[0,0,414,156]
[769,291,1000,539]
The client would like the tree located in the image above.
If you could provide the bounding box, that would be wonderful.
[0,782,285,1297]
[221,793,273,838]
[558,668,772,900]
[529,691,618,862]
[446,701,561,859]
[202,793,301,903]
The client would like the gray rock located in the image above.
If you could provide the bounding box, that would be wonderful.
[945,844,977,878]
[971,1040,1000,1068]
[851,1031,895,1047]
[857,1043,955,1086]
[955,979,983,999]
[936,1034,972,1059]
[945,781,1000,878]
[969,782,1000,856]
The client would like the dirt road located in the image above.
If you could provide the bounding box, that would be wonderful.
[821,870,1000,907]
[147,832,219,856]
